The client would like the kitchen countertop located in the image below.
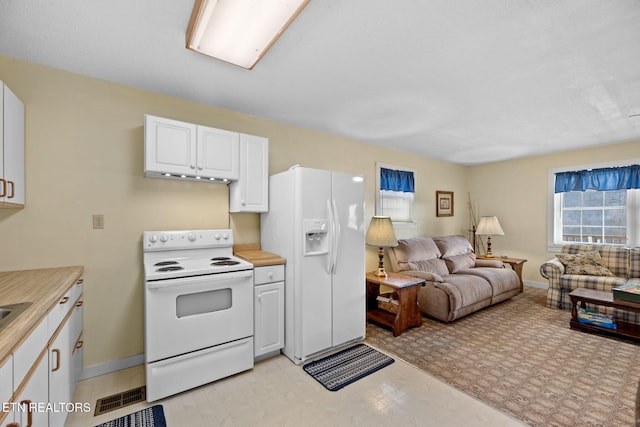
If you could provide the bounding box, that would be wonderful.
[0,266,84,366]
[234,243,285,267]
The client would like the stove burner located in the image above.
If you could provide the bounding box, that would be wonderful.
[155,261,180,266]
[211,260,241,266]
[211,257,231,261]
[157,266,184,272]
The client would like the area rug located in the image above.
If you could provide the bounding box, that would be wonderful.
[303,343,394,391]
[366,287,640,427]
[95,404,166,427]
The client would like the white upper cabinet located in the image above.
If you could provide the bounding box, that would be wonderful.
[0,81,25,208]
[197,125,239,180]
[144,115,239,181]
[230,134,269,213]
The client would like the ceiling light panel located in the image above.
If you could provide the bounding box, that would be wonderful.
[187,0,310,69]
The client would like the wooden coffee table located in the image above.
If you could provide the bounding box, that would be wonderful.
[569,288,640,341]
[366,272,425,336]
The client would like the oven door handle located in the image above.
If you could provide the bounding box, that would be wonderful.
[146,270,253,290]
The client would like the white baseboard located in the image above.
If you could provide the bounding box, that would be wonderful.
[80,353,144,380]
[524,280,548,289]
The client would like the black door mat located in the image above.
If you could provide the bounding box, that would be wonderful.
[303,343,394,391]
[94,386,146,416]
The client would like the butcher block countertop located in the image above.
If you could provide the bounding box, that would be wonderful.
[0,266,84,365]
[234,243,285,267]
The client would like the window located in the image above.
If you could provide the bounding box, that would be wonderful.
[548,161,640,250]
[376,163,415,224]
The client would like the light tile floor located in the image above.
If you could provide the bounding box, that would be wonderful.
[66,347,525,427]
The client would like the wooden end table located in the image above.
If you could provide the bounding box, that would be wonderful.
[477,255,527,292]
[569,288,640,341]
[366,272,425,336]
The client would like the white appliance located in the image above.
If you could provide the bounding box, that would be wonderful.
[143,229,254,402]
[261,166,366,364]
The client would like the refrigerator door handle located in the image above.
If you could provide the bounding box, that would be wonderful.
[327,199,335,274]
[331,199,341,274]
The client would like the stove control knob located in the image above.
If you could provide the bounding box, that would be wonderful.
[188,232,197,242]
[222,233,229,240]
[214,233,221,240]
[149,234,158,243]
[160,234,168,243]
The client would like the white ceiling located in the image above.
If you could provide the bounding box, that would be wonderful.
[1,0,639,165]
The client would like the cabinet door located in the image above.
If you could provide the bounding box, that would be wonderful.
[197,125,239,180]
[1,82,25,207]
[144,115,197,176]
[0,356,12,422]
[254,282,284,358]
[14,352,48,427]
[49,316,73,427]
[229,134,268,212]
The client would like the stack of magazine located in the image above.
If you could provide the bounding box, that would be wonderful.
[613,283,640,304]
[577,307,616,329]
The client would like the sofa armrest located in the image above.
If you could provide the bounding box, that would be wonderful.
[539,258,564,289]
[474,259,505,268]
[398,270,444,283]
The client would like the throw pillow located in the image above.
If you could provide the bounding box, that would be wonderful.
[555,251,615,277]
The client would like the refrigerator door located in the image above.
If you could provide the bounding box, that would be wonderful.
[331,172,366,346]
[296,167,334,359]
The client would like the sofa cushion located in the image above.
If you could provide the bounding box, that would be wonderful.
[444,254,476,273]
[559,274,627,293]
[597,245,629,278]
[440,274,493,309]
[631,249,640,279]
[555,251,615,277]
[561,244,596,255]
[432,235,476,273]
[460,267,520,297]
[390,238,449,277]
[432,235,474,257]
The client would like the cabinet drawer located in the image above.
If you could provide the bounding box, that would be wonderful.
[254,265,285,285]
[13,316,47,390]
[48,280,83,336]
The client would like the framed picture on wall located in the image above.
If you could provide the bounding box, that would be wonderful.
[436,191,454,217]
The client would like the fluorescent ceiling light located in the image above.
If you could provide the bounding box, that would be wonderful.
[187,0,310,70]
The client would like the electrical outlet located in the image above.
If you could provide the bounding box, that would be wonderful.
[92,214,104,229]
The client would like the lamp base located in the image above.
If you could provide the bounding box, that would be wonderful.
[484,236,494,257]
[375,247,388,277]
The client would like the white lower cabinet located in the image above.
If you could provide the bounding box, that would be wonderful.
[253,265,284,359]
[1,279,83,427]
[13,352,49,427]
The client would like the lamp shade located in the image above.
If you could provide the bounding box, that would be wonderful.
[366,216,398,248]
[475,216,505,236]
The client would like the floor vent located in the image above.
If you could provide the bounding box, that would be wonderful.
[94,386,146,416]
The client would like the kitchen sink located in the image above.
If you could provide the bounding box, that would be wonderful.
[0,302,32,333]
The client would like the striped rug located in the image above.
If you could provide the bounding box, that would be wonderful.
[303,343,394,391]
[95,404,166,427]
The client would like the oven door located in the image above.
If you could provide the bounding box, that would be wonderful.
[145,269,253,363]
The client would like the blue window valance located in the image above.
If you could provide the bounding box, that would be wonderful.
[381,168,414,193]
[554,164,640,193]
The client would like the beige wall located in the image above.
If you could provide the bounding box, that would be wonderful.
[468,140,640,284]
[0,55,470,368]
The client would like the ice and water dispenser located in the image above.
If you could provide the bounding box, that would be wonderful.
[303,219,329,255]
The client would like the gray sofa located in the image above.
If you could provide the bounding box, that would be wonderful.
[388,235,520,322]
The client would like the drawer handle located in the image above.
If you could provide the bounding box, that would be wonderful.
[59,296,70,305]
[20,399,33,427]
[0,179,5,198]
[77,278,84,284]
[52,349,61,372]
[76,340,84,350]
[76,300,84,307]
[7,181,15,199]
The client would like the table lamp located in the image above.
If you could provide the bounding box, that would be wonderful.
[475,216,504,257]
[366,216,398,277]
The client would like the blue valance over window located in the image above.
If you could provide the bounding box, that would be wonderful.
[555,164,640,193]
[380,168,415,193]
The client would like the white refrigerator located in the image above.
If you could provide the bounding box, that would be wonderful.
[261,166,365,364]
